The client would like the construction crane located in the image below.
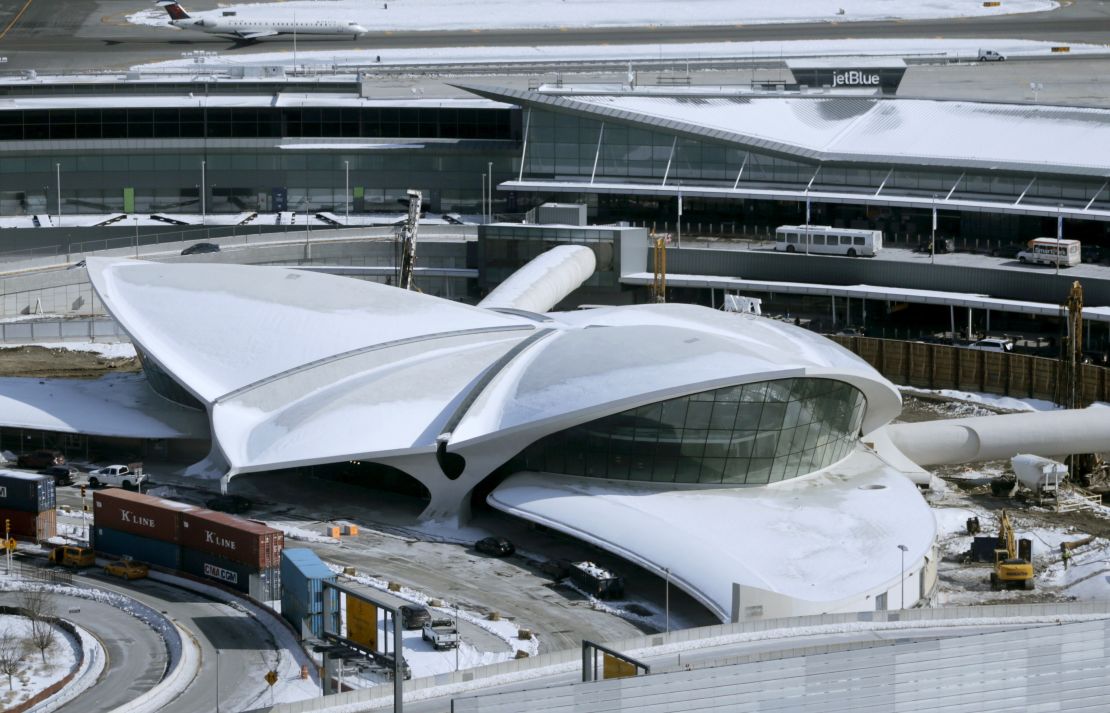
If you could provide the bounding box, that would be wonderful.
[651,232,669,304]
[397,189,422,291]
[990,510,1034,591]
[1055,280,1084,409]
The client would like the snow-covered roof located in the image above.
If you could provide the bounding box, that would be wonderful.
[489,448,937,621]
[83,258,898,474]
[0,373,208,439]
[463,86,1110,177]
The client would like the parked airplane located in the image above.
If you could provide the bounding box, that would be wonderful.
[156,1,368,40]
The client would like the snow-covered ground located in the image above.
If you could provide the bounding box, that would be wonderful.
[6,342,137,359]
[128,0,1057,33]
[0,614,78,710]
[137,37,1105,71]
[902,386,1059,413]
[327,566,540,686]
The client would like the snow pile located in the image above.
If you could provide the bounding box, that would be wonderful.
[0,614,77,710]
[902,386,1057,412]
[267,521,342,544]
[35,622,106,712]
[23,342,136,359]
[127,0,1057,33]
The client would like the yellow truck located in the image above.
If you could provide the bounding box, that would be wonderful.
[48,546,96,569]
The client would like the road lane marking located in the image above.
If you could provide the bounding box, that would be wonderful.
[0,0,36,41]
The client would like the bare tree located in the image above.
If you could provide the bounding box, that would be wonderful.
[0,630,23,690]
[21,588,57,664]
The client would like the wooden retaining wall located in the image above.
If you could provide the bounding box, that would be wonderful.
[830,336,1110,405]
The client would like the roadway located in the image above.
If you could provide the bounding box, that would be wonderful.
[9,553,299,713]
[1,0,1110,71]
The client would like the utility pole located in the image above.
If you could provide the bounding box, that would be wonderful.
[897,544,908,609]
[55,163,61,227]
[344,160,350,225]
[200,160,207,225]
[664,567,671,633]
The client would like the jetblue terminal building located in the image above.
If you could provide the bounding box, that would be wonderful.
[0,74,1108,245]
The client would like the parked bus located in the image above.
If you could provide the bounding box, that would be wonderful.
[774,225,883,257]
[1017,238,1082,267]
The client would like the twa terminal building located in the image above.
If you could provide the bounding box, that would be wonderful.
[78,249,1106,623]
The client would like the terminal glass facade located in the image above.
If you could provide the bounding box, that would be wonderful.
[520,377,866,485]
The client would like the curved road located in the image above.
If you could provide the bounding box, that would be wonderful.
[1,0,1110,71]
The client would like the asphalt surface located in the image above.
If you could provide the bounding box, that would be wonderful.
[0,0,1110,71]
[0,589,170,713]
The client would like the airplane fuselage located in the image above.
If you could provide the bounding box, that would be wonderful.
[170,14,367,39]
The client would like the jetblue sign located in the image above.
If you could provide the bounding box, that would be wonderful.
[832,70,881,88]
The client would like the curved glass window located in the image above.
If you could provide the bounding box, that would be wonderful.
[136,349,205,411]
[519,378,866,485]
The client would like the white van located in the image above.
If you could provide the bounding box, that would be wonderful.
[978,49,1006,62]
[967,338,1014,353]
[1017,238,1081,268]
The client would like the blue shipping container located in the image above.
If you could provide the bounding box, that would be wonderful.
[93,526,181,570]
[0,471,56,513]
[281,548,335,638]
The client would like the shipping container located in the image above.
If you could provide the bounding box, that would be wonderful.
[0,470,56,513]
[181,547,281,601]
[181,510,283,569]
[281,549,336,638]
[569,561,625,599]
[93,488,196,544]
[92,526,181,570]
[0,508,56,541]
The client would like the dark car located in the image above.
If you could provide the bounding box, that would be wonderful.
[205,494,252,514]
[180,242,221,256]
[991,243,1024,259]
[17,450,66,470]
[399,605,431,630]
[39,465,78,486]
[475,536,515,557]
[1081,245,1103,264]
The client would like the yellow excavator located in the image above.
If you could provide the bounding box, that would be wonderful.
[990,510,1034,591]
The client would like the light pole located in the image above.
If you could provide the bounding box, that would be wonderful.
[1056,203,1063,276]
[931,194,937,265]
[897,544,908,609]
[480,173,486,223]
[134,216,140,258]
[215,648,220,713]
[664,567,671,633]
[454,603,460,672]
[344,160,350,225]
[487,161,493,221]
[55,163,61,227]
[200,160,207,225]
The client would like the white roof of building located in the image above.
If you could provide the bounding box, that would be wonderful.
[489,448,937,621]
[465,86,1110,177]
[83,259,898,474]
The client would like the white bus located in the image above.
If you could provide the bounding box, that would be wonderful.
[774,225,883,257]
[1017,238,1082,267]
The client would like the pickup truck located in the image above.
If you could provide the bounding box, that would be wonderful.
[421,619,460,650]
[87,464,147,490]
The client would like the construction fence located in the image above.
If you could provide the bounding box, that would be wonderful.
[831,336,1110,406]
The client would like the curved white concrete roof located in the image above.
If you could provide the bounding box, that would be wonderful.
[86,258,897,475]
[489,449,937,621]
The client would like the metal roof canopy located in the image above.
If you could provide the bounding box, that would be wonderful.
[503,179,1110,223]
[620,272,1110,324]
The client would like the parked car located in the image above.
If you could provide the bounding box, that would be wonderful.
[1081,245,1104,264]
[967,338,1014,353]
[39,465,78,486]
[181,242,220,256]
[17,450,66,470]
[991,244,1024,259]
[475,536,515,557]
[977,49,1006,62]
[205,494,252,514]
[399,605,431,630]
[104,559,149,580]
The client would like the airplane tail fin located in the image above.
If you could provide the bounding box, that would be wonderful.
[157,0,191,20]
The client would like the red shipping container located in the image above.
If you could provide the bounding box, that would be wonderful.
[181,510,283,569]
[1,508,57,542]
[93,489,196,544]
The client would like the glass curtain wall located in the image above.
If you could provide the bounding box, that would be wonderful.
[520,377,866,486]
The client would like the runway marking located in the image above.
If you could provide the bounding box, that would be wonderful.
[0,0,35,41]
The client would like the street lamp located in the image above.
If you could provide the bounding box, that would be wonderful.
[344,160,350,225]
[480,172,486,223]
[664,567,671,633]
[487,160,493,221]
[200,160,207,225]
[55,163,61,227]
[897,544,908,609]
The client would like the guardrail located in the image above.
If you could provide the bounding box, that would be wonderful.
[244,600,1110,712]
